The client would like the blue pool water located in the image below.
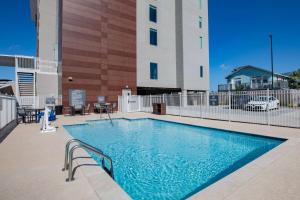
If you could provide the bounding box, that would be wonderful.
[64,119,284,200]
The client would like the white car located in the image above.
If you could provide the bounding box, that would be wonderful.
[245,96,280,111]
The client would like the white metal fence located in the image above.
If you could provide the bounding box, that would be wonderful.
[119,89,300,128]
[17,95,62,108]
[0,95,17,130]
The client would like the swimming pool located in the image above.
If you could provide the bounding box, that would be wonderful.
[64,118,284,200]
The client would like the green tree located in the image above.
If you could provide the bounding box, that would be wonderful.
[288,69,300,89]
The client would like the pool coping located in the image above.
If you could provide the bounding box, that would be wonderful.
[147,114,300,200]
[61,126,132,200]
[61,114,299,200]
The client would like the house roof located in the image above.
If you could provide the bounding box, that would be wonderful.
[0,81,15,96]
[225,65,290,80]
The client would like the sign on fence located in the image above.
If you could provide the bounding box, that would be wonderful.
[209,95,219,106]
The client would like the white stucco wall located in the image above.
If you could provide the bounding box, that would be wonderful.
[137,0,209,91]
[38,0,59,62]
[35,0,60,98]
[181,0,210,91]
[137,0,177,88]
[36,73,59,97]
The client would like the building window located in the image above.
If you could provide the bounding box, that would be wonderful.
[200,66,204,78]
[198,0,202,9]
[150,62,158,80]
[199,17,202,28]
[199,37,203,49]
[150,28,157,46]
[149,5,157,23]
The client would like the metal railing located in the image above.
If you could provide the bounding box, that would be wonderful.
[63,139,114,181]
[119,89,300,128]
[17,95,62,108]
[16,57,59,73]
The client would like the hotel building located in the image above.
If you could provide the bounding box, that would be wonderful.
[28,0,209,106]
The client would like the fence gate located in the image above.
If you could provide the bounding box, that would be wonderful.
[127,95,140,112]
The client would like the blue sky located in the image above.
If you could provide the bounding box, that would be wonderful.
[0,0,36,80]
[209,0,300,90]
[0,0,299,91]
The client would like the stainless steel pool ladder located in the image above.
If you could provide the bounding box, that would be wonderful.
[100,104,113,125]
[63,139,114,181]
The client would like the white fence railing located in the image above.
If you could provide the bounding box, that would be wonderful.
[16,57,59,74]
[0,95,17,130]
[119,89,300,128]
[17,95,62,108]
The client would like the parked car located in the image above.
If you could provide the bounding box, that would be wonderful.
[245,96,280,111]
[230,95,251,109]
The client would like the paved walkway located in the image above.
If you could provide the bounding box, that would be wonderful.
[0,113,300,200]
[0,113,130,200]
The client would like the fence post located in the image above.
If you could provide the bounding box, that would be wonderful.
[6,97,8,126]
[199,93,202,119]
[228,90,231,122]
[149,94,152,113]
[0,98,2,129]
[179,93,182,117]
[15,98,17,122]
[162,94,165,104]
[267,89,270,126]
[126,95,129,113]
[138,96,141,112]
[10,97,14,120]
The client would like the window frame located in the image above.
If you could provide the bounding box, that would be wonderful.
[199,36,203,49]
[199,17,202,28]
[199,0,202,9]
[150,62,158,80]
[200,66,204,78]
[150,28,158,46]
[149,5,157,23]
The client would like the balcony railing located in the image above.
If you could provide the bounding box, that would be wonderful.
[16,57,59,74]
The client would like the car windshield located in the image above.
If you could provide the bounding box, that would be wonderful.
[253,96,268,101]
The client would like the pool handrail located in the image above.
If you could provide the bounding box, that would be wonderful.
[99,103,113,125]
[63,139,100,171]
[63,139,114,181]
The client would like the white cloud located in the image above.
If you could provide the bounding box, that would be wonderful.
[220,64,227,70]
[7,44,21,51]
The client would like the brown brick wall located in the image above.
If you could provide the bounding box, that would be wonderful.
[61,0,136,106]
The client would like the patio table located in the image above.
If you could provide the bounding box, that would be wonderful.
[24,108,44,123]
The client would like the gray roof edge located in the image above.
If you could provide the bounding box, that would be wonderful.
[225,65,290,79]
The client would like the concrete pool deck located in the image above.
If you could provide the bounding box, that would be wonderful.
[0,112,300,200]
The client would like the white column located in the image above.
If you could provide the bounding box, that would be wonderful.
[206,91,210,107]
